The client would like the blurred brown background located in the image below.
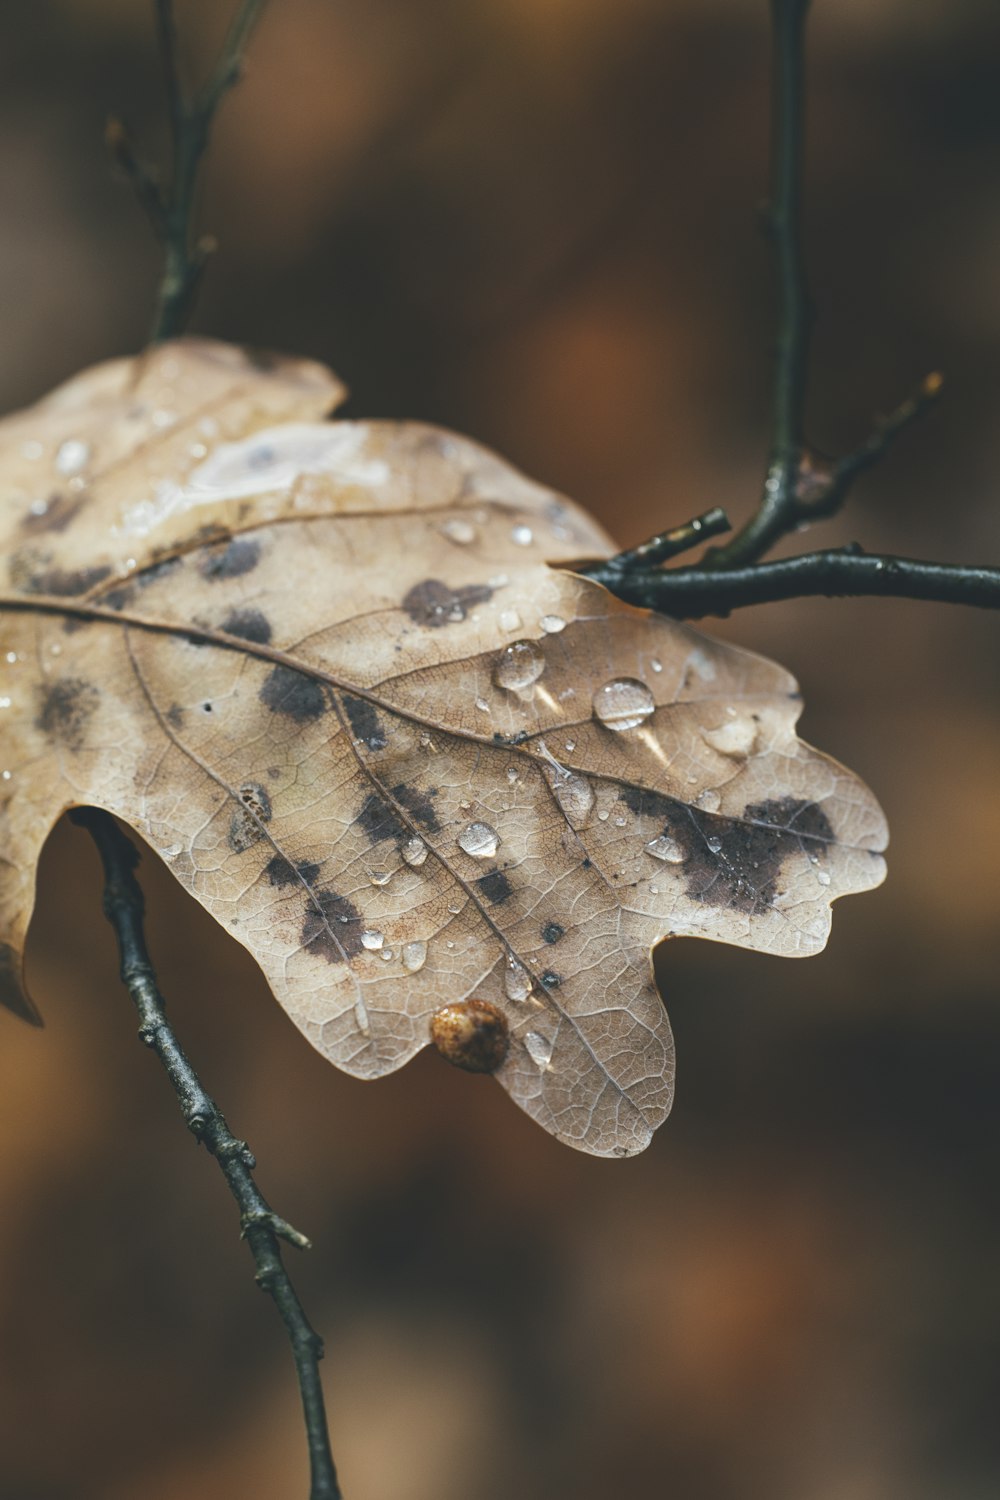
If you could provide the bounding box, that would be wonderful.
[2,1,999,1496]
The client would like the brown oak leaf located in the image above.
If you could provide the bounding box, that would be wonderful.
[0,340,887,1156]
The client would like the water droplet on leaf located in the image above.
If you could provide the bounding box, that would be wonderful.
[592,678,655,732]
[457,821,500,858]
[494,639,545,691]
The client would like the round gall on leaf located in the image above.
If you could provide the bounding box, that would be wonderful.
[431,1000,510,1074]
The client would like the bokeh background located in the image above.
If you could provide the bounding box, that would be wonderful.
[1,1,999,1496]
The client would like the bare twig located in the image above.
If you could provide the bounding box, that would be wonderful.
[588,547,1000,617]
[70,808,342,1500]
[110,0,268,342]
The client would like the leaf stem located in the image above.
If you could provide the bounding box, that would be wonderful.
[70,807,342,1500]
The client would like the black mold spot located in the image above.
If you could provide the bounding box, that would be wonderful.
[265,854,322,888]
[302,889,364,963]
[541,970,562,988]
[343,694,387,750]
[36,677,98,750]
[229,782,273,853]
[476,869,513,905]
[390,782,441,833]
[619,786,835,914]
[31,564,112,597]
[401,578,493,629]
[222,607,273,644]
[356,793,406,846]
[201,537,260,580]
[259,665,327,721]
[542,922,564,944]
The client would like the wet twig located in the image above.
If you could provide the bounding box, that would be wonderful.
[70,810,342,1500]
[592,0,995,619]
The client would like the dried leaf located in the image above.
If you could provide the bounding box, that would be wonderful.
[0,341,887,1156]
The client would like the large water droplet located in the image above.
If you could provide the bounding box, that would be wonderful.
[592,678,655,732]
[645,835,686,864]
[457,821,500,858]
[695,788,722,813]
[552,773,595,824]
[524,1031,554,1070]
[402,940,427,972]
[494,639,545,691]
[706,836,723,855]
[504,958,533,1003]
[401,835,428,867]
[361,929,384,951]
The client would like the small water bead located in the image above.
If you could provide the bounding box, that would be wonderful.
[645,835,687,864]
[401,836,428,868]
[369,869,393,888]
[55,439,90,476]
[475,697,490,713]
[354,997,371,1035]
[539,614,566,634]
[815,868,832,887]
[552,773,595,824]
[650,658,663,674]
[457,821,500,858]
[494,639,545,691]
[6,652,19,665]
[439,517,477,545]
[702,718,757,759]
[504,959,533,1003]
[694,788,722,814]
[706,836,723,855]
[506,767,520,785]
[1,771,10,781]
[380,948,395,962]
[402,940,427,973]
[592,678,655,732]
[564,739,576,752]
[29,499,49,517]
[511,524,533,546]
[361,929,384,951]
[597,809,610,822]
[613,814,628,828]
[0,697,10,710]
[524,1031,554,1070]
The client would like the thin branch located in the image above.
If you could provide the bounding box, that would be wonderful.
[711,0,811,568]
[70,808,342,1500]
[588,508,732,576]
[588,547,1000,618]
[143,0,268,343]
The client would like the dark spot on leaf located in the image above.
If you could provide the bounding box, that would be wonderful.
[302,888,364,963]
[265,854,322,888]
[229,782,272,853]
[103,585,134,611]
[31,564,112,597]
[431,1000,509,1074]
[137,556,182,589]
[401,578,493,628]
[542,922,564,944]
[259,665,327,721]
[222,607,272,644]
[619,786,835,914]
[356,793,406,846]
[390,782,441,833]
[166,704,184,728]
[541,970,562,988]
[19,492,87,535]
[36,677,98,751]
[201,537,260,580]
[582,857,593,869]
[476,869,513,905]
[343,694,387,750]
